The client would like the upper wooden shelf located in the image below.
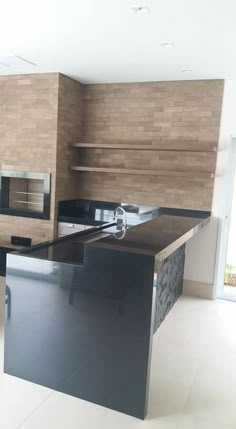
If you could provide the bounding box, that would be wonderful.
[71,143,217,153]
[71,166,214,179]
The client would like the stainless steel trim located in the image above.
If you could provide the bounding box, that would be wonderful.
[0,170,50,193]
[114,206,128,230]
[13,200,42,205]
[13,191,44,197]
[0,170,51,219]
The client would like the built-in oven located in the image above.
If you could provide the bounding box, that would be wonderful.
[0,170,51,219]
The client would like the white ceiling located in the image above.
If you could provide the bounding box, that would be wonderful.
[0,0,236,83]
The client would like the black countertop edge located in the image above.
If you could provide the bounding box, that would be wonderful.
[17,222,116,255]
[157,207,211,219]
[58,217,105,226]
[154,216,210,261]
[0,208,50,220]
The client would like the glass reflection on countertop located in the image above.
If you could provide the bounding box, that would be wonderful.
[17,225,112,266]
[15,221,130,267]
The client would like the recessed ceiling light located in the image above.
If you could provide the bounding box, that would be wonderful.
[131,5,150,14]
[161,42,174,48]
[182,69,192,73]
[0,55,37,68]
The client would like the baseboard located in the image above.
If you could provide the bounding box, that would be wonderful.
[183,279,214,300]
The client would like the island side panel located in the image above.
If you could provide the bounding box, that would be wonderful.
[154,245,186,333]
[4,249,156,420]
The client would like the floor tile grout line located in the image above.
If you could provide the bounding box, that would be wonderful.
[16,389,56,429]
[176,314,213,429]
[176,358,200,429]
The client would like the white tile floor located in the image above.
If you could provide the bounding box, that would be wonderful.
[0,277,236,429]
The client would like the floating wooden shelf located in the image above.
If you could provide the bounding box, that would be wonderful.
[71,143,217,152]
[71,166,214,179]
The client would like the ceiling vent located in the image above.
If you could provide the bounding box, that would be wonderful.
[0,55,37,68]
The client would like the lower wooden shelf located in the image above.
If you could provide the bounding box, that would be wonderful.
[71,143,217,152]
[71,166,214,179]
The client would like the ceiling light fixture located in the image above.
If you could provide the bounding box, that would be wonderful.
[131,5,150,14]
[161,42,174,48]
[182,69,192,73]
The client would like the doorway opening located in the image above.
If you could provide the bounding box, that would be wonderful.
[217,138,236,301]
[224,168,236,300]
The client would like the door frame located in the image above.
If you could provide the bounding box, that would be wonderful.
[215,137,236,300]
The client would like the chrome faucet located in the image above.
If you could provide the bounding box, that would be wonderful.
[114,206,128,231]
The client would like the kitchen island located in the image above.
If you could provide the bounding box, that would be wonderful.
[4,208,210,419]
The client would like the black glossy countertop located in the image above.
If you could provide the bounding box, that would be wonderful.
[57,198,210,226]
[18,209,211,263]
[89,214,210,260]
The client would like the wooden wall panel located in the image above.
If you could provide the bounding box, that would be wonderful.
[55,74,83,221]
[76,80,224,210]
[0,73,59,244]
[0,73,83,244]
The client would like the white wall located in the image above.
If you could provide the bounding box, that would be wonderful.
[184,79,236,295]
[227,170,236,266]
[184,218,218,285]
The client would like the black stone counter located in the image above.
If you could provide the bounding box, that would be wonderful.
[88,214,210,259]
[4,209,211,420]
[21,211,210,264]
[57,198,210,226]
